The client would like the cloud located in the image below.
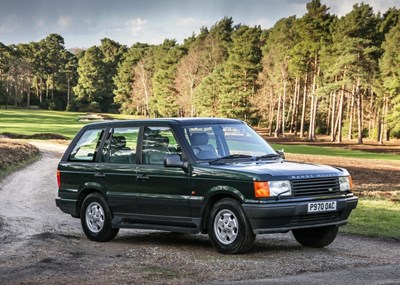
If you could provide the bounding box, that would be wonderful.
[324,0,400,16]
[57,15,72,30]
[126,18,148,36]
[253,18,275,29]
[175,18,209,28]
[35,18,45,29]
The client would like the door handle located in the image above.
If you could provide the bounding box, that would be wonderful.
[94,172,106,177]
[137,174,149,181]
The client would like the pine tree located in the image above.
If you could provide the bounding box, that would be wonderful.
[73,47,108,112]
[294,0,333,140]
[113,43,149,114]
[258,16,298,136]
[380,22,400,137]
[151,40,185,117]
[219,25,262,121]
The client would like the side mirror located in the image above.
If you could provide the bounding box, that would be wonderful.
[164,154,189,169]
[276,149,285,159]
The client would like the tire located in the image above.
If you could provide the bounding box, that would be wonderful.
[208,198,255,254]
[80,193,119,242]
[292,225,339,248]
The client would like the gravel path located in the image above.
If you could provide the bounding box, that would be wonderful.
[0,143,399,284]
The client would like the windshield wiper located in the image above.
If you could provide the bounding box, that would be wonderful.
[209,154,253,165]
[255,153,282,160]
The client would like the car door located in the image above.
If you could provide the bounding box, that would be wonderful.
[135,125,192,225]
[98,125,139,215]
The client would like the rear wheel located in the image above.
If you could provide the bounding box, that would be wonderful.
[292,225,338,248]
[208,198,255,254]
[81,193,119,242]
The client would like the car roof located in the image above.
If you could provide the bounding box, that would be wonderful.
[82,117,244,128]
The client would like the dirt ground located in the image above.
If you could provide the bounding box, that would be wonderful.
[0,139,39,169]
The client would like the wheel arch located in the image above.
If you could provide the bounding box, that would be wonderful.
[75,186,107,218]
[200,187,245,234]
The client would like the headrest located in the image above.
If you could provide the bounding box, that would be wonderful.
[144,135,169,145]
[112,136,126,149]
[190,133,209,146]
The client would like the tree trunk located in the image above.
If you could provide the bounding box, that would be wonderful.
[300,74,308,138]
[378,93,386,144]
[368,87,373,138]
[308,94,315,140]
[281,80,287,137]
[26,77,31,109]
[348,85,355,140]
[39,77,43,103]
[275,92,282,137]
[67,76,71,109]
[46,75,49,100]
[308,64,319,141]
[330,90,336,142]
[356,77,363,144]
[290,77,299,134]
[327,92,332,135]
[336,85,345,143]
[268,90,274,136]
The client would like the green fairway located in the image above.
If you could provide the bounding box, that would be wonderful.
[0,109,134,139]
[271,143,400,161]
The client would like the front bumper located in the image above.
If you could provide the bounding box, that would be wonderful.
[242,196,358,234]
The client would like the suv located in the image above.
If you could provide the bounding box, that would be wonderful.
[56,118,358,254]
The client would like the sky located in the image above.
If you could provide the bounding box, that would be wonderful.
[0,0,399,48]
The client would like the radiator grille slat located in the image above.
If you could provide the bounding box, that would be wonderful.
[291,177,340,197]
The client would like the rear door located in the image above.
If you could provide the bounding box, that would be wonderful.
[98,125,139,214]
[59,127,106,203]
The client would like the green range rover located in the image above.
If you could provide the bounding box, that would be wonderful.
[56,118,358,254]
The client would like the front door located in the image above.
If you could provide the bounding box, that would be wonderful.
[136,125,192,226]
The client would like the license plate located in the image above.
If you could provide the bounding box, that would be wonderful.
[308,201,337,213]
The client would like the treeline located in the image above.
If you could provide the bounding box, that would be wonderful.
[1,0,400,143]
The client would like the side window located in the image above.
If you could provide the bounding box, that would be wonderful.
[142,126,181,165]
[184,127,219,159]
[69,129,104,162]
[103,127,139,164]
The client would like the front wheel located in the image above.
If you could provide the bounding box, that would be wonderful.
[208,198,255,254]
[81,193,119,242]
[292,225,338,248]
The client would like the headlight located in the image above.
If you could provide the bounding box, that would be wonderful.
[339,176,353,191]
[254,180,292,198]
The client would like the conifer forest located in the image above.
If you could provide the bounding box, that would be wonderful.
[1,0,400,143]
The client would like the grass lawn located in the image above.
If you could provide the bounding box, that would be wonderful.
[0,109,135,139]
[341,198,400,239]
[271,143,400,161]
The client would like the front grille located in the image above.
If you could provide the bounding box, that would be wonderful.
[291,177,340,197]
[291,213,339,224]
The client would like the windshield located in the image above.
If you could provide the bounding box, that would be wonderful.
[181,123,277,162]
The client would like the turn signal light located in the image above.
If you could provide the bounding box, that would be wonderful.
[57,170,61,188]
[254,181,270,198]
[349,176,354,191]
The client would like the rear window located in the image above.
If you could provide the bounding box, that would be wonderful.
[69,128,104,162]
